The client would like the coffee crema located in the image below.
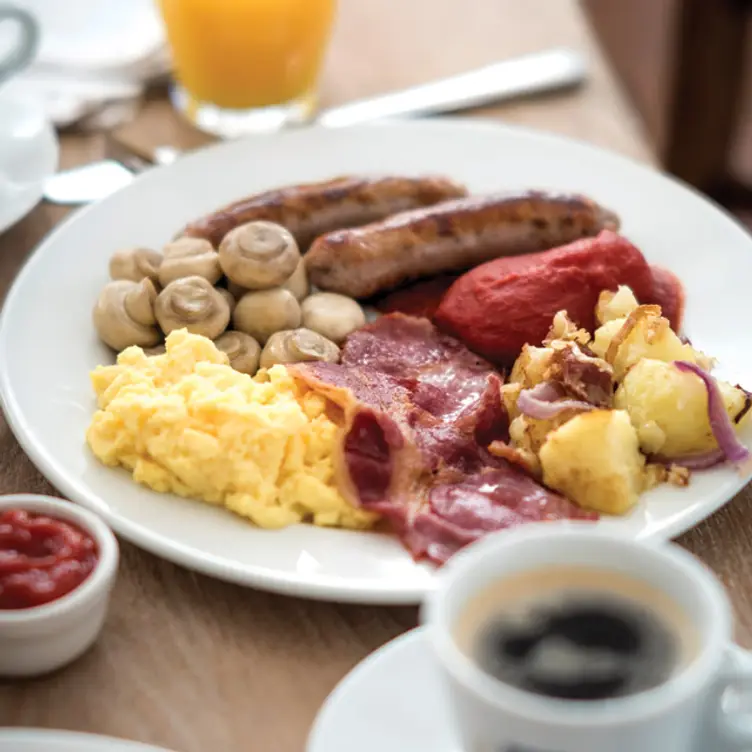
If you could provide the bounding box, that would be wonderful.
[454,566,699,701]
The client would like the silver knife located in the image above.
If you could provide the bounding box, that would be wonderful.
[44,48,585,205]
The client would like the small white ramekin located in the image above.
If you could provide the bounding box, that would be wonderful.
[0,494,119,677]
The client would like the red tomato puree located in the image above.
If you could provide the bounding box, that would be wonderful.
[0,508,98,609]
[436,230,664,364]
[374,236,685,351]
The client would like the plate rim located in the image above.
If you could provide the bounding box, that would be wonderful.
[1,117,751,605]
[0,728,174,751]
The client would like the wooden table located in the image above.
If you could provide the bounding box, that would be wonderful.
[1,1,749,750]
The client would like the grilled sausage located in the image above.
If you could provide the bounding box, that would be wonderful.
[179,175,468,250]
[305,191,620,299]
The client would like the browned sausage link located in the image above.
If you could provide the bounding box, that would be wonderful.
[305,191,621,299]
[179,175,468,250]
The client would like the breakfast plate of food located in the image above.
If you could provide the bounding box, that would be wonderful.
[0,119,750,604]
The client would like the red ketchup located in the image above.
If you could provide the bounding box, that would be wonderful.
[0,508,98,609]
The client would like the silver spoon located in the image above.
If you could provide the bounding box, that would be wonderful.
[43,47,586,206]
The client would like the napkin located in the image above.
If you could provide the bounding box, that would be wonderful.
[1,0,170,129]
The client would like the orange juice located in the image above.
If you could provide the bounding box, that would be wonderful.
[159,0,337,111]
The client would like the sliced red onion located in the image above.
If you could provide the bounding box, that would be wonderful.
[651,448,726,470]
[527,381,566,401]
[674,361,751,470]
[517,381,595,421]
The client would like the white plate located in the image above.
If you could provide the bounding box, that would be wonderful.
[307,628,453,751]
[0,119,750,604]
[0,729,173,752]
[0,93,59,235]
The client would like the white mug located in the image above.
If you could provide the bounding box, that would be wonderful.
[421,524,752,752]
[0,5,56,234]
[0,3,38,85]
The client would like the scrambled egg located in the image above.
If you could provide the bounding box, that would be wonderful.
[86,329,376,530]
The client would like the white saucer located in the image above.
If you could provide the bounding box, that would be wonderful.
[0,92,58,234]
[0,729,172,751]
[307,627,460,752]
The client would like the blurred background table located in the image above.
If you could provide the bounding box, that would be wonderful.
[0,1,750,751]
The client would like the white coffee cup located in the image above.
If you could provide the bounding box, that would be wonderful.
[0,4,56,234]
[421,523,752,752]
[0,2,38,85]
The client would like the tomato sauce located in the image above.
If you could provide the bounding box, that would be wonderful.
[374,274,459,319]
[435,231,656,364]
[645,264,685,332]
[372,241,685,341]
[0,509,98,609]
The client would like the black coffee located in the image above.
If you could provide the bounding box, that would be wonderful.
[473,595,676,700]
[454,566,697,702]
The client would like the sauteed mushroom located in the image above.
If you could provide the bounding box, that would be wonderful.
[158,237,222,287]
[301,292,366,344]
[214,331,261,375]
[93,279,161,351]
[217,287,236,314]
[259,328,340,369]
[232,288,301,344]
[109,247,162,283]
[219,221,300,289]
[282,259,309,301]
[155,276,231,338]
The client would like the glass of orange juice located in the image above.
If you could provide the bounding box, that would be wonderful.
[158,0,337,137]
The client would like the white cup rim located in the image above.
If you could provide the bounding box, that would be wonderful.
[0,493,119,624]
[421,523,731,728]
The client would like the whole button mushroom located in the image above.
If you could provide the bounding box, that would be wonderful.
[260,328,340,369]
[282,259,309,301]
[232,288,301,344]
[301,293,366,344]
[219,221,300,290]
[109,247,162,284]
[155,276,231,339]
[93,279,161,351]
[158,237,222,287]
[217,287,236,314]
[214,331,261,375]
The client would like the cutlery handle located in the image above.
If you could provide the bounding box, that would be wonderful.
[316,48,586,128]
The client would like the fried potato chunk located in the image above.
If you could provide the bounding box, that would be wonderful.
[539,409,645,515]
[591,305,711,381]
[508,412,573,473]
[614,358,749,456]
[595,285,639,325]
[508,345,554,389]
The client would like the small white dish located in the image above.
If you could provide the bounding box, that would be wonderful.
[0,729,173,752]
[0,493,119,677]
[0,91,58,234]
[307,628,453,752]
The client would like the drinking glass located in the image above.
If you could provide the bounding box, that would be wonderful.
[158,0,337,137]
